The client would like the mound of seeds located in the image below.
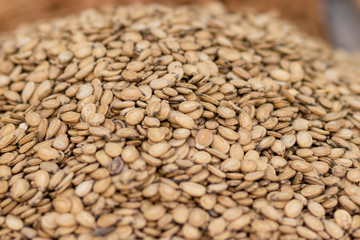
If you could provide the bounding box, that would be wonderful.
[1,2,360,240]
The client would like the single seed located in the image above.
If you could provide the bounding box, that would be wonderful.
[195,129,213,149]
[5,215,24,231]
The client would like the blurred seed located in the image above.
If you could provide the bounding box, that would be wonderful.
[5,215,23,231]
[180,182,206,197]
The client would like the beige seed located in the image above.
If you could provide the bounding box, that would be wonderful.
[179,101,200,113]
[104,142,123,157]
[147,128,166,142]
[53,197,72,213]
[10,179,30,198]
[88,113,105,126]
[240,160,257,173]
[284,199,303,218]
[61,111,80,123]
[150,78,173,89]
[38,147,62,161]
[208,217,226,236]
[0,166,11,180]
[182,223,201,239]
[143,204,166,221]
[270,69,290,82]
[261,205,282,221]
[76,83,93,100]
[25,111,41,127]
[289,160,313,172]
[292,118,310,131]
[81,103,96,123]
[239,111,252,130]
[218,106,236,119]
[282,134,296,148]
[0,181,8,194]
[307,200,325,217]
[121,145,139,163]
[180,182,206,197]
[52,133,69,151]
[34,170,50,192]
[148,142,171,158]
[173,128,191,140]
[303,213,324,232]
[195,129,213,149]
[347,168,360,182]
[41,213,58,229]
[76,211,96,228]
[55,213,77,227]
[296,131,313,148]
[228,214,251,231]
[125,108,145,125]
[119,86,142,101]
[173,204,189,224]
[334,209,352,230]
[159,183,179,201]
[301,185,324,198]
[324,220,344,239]
[188,208,207,228]
[5,215,24,231]
[75,180,94,197]
[221,158,241,172]
[200,194,217,210]
[193,151,211,164]
[218,126,239,141]
[174,113,196,129]
[296,226,319,240]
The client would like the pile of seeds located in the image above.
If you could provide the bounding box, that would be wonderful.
[1,2,360,240]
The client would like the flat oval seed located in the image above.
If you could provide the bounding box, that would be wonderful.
[75,180,94,197]
[297,131,313,148]
[324,220,344,239]
[218,106,236,118]
[195,129,213,149]
[34,170,50,191]
[307,200,325,217]
[174,113,196,129]
[148,142,170,158]
[173,204,189,224]
[76,211,96,228]
[180,182,206,197]
[0,166,12,180]
[38,147,62,161]
[270,69,290,82]
[284,199,303,218]
[61,111,80,123]
[6,215,24,231]
[104,142,123,157]
[143,204,166,221]
[52,133,69,151]
[218,126,239,141]
[125,108,145,125]
[10,179,30,198]
[334,209,352,230]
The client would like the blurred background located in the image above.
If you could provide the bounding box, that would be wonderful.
[0,0,360,51]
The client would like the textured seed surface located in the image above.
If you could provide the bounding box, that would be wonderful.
[0,2,359,240]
